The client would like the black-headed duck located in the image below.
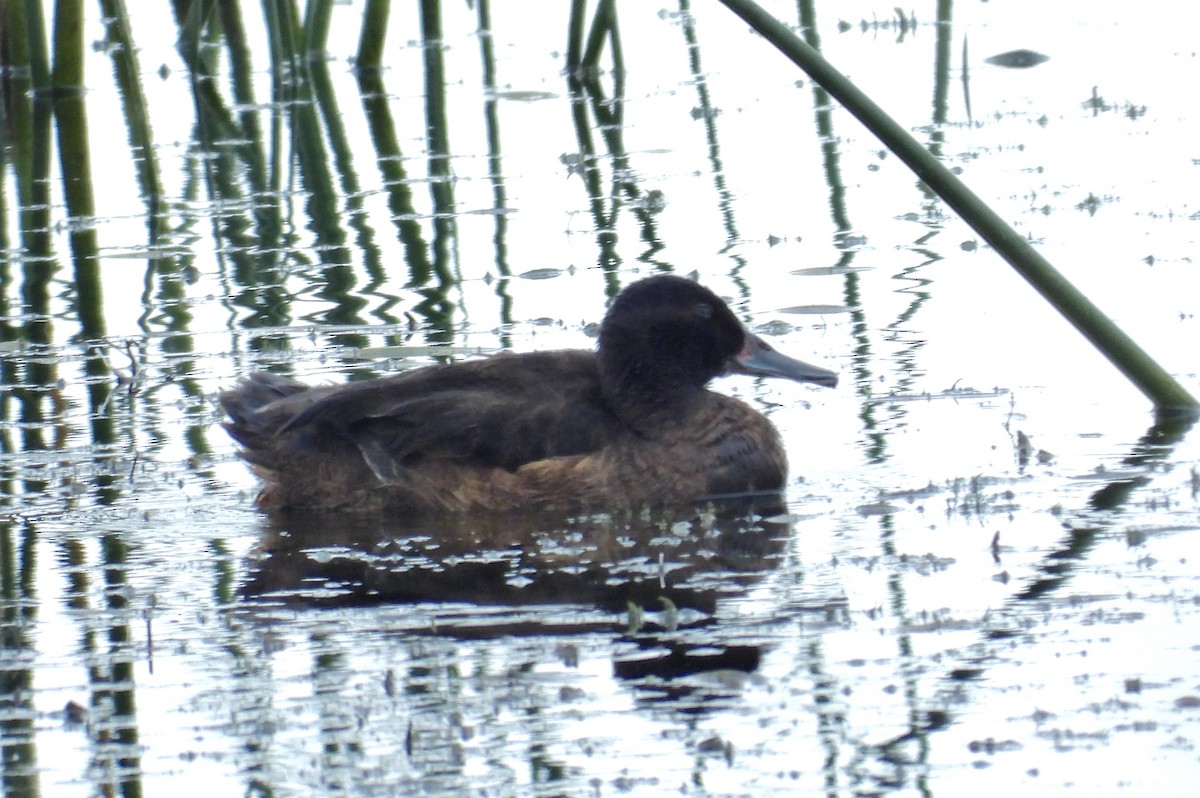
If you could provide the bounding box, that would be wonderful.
[220,275,836,514]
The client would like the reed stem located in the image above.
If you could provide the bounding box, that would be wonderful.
[718,0,1198,410]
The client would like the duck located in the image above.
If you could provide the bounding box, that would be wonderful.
[219,274,837,515]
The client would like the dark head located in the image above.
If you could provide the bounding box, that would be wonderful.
[597,275,836,420]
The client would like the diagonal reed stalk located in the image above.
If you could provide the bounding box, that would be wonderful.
[719,0,1198,411]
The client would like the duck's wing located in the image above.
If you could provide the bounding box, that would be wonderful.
[249,351,624,478]
[344,389,620,480]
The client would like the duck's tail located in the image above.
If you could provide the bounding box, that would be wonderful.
[219,371,310,453]
[221,372,389,511]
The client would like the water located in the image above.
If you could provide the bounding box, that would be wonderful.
[2,1,1198,795]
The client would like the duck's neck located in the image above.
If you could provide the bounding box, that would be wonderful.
[602,378,708,435]
[597,325,723,435]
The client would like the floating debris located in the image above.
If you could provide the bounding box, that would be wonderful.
[1017,430,1055,465]
[984,49,1050,69]
[792,265,871,276]
[345,345,482,361]
[64,700,88,726]
[633,189,667,213]
[777,304,852,315]
[489,89,557,102]
[518,267,563,280]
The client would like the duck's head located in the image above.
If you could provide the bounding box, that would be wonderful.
[597,275,837,417]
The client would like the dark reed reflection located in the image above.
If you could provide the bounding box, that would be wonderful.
[59,532,144,798]
[0,517,38,798]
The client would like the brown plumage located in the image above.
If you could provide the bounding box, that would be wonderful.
[220,275,837,514]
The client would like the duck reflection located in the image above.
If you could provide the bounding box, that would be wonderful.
[242,497,793,620]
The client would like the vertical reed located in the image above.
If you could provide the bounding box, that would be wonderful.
[357,0,392,72]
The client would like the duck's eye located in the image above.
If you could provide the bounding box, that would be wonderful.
[693,302,714,319]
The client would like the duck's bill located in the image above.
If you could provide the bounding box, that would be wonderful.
[729,331,838,388]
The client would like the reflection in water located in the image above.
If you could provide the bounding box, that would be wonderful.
[0,2,1196,796]
[245,500,791,621]
[1017,408,1197,601]
[229,497,822,793]
[0,517,38,795]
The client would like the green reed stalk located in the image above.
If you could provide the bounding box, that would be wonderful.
[49,0,91,223]
[50,26,104,342]
[581,0,617,72]
[177,0,217,73]
[263,0,302,82]
[419,0,457,291]
[98,0,166,242]
[566,0,587,72]
[50,0,85,90]
[20,0,52,92]
[303,0,334,56]
[3,3,53,258]
[719,0,1198,411]
[355,70,435,288]
[49,0,113,442]
[357,0,391,72]
[475,0,516,338]
[292,71,363,332]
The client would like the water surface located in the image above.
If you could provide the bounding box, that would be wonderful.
[2,1,1198,795]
